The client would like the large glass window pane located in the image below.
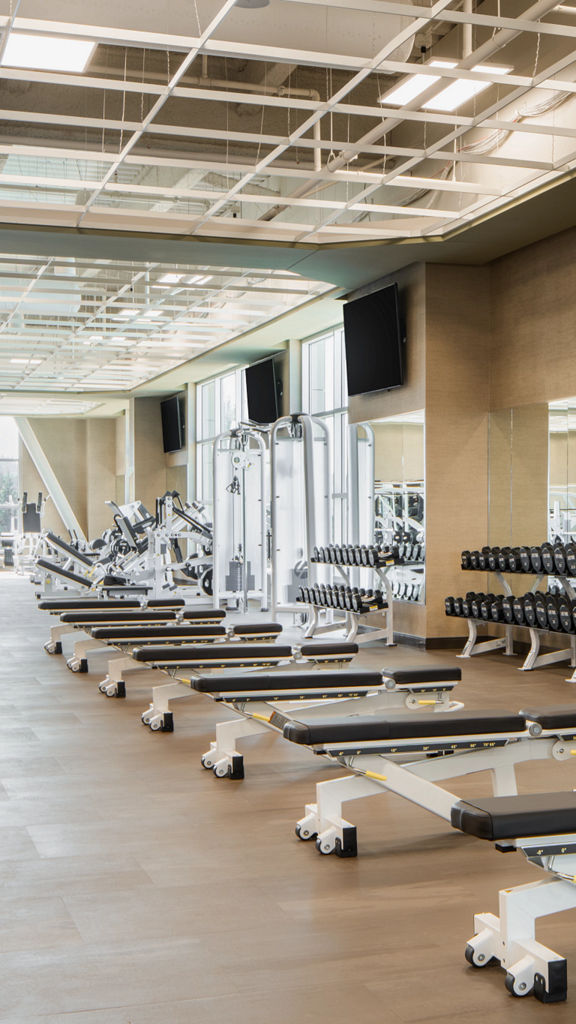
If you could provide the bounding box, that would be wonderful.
[198,380,217,441]
[220,373,237,433]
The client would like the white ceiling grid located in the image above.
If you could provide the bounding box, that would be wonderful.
[0,0,573,391]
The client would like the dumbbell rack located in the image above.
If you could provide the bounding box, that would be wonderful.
[303,560,395,645]
[458,569,576,677]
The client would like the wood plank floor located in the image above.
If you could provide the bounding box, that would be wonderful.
[1,573,575,1022]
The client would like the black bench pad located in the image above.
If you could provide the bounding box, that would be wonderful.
[38,599,141,611]
[132,644,293,664]
[383,666,461,685]
[521,706,576,730]
[231,623,282,636]
[281,708,525,745]
[191,669,383,694]
[451,792,576,840]
[45,532,94,566]
[60,611,178,624]
[182,609,226,621]
[36,559,91,586]
[300,643,358,657]
[91,626,227,641]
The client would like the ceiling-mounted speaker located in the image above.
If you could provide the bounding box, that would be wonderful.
[236,0,270,7]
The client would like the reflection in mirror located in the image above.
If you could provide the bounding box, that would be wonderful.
[368,410,425,603]
[549,400,576,545]
[488,404,548,549]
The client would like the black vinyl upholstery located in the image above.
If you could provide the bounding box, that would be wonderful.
[281,708,525,745]
[181,609,226,621]
[231,623,282,636]
[91,626,227,641]
[300,643,358,658]
[451,792,576,840]
[191,669,383,693]
[38,599,141,611]
[382,666,462,684]
[60,611,178,624]
[132,643,292,664]
[521,706,576,730]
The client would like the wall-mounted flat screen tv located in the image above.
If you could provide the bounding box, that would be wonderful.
[161,394,185,453]
[245,357,282,424]
[343,283,405,397]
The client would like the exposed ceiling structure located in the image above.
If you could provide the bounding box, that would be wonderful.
[0,253,330,390]
[0,0,575,400]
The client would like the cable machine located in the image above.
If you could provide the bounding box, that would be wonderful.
[213,426,268,611]
[271,413,330,616]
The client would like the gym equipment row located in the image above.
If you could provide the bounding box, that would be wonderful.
[462,541,576,576]
[35,592,576,1002]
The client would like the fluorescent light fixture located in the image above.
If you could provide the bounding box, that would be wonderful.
[187,274,213,286]
[10,357,41,365]
[116,308,136,317]
[380,59,511,112]
[380,60,456,106]
[158,273,184,284]
[141,310,163,319]
[1,32,96,73]
[424,64,512,111]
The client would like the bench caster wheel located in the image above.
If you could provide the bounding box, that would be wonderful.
[316,835,336,856]
[141,710,152,725]
[213,762,228,778]
[505,971,533,998]
[98,679,109,694]
[200,753,214,770]
[295,823,316,841]
[149,719,162,731]
[44,641,61,655]
[465,943,496,969]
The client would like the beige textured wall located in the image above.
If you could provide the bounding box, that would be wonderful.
[24,418,88,535]
[491,228,576,409]
[86,419,117,538]
[425,264,492,639]
[133,397,167,512]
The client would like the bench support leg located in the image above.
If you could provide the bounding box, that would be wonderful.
[141,679,192,732]
[200,718,268,780]
[97,656,138,699]
[466,877,576,1001]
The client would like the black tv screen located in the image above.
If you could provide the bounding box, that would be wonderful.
[245,358,281,424]
[343,284,404,397]
[161,395,185,453]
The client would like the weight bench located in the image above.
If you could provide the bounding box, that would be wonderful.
[454,791,576,1002]
[45,608,225,668]
[193,666,462,780]
[90,622,284,698]
[271,704,576,859]
[134,642,359,732]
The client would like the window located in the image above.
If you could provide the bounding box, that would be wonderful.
[0,417,19,533]
[196,370,246,512]
[302,327,349,541]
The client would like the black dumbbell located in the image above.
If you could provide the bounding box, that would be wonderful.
[541,543,555,575]
[516,548,528,573]
[534,592,548,629]
[501,596,515,623]
[553,543,567,576]
[508,548,523,573]
[470,593,486,619]
[545,593,561,631]
[461,550,471,570]
[512,596,525,625]
[497,548,512,572]
[523,593,537,627]
[490,596,504,622]
[566,542,576,577]
[487,547,500,572]
[469,550,481,570]
[480,595,494,620]
[530,546,543,574]
[558,596,575,633]
[478,547,491,570]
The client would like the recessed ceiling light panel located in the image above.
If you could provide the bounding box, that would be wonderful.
[1,32,96,73]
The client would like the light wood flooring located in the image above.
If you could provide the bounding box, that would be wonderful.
[1,574,576,1022]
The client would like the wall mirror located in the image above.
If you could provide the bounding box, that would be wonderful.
[368,410,425,603]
